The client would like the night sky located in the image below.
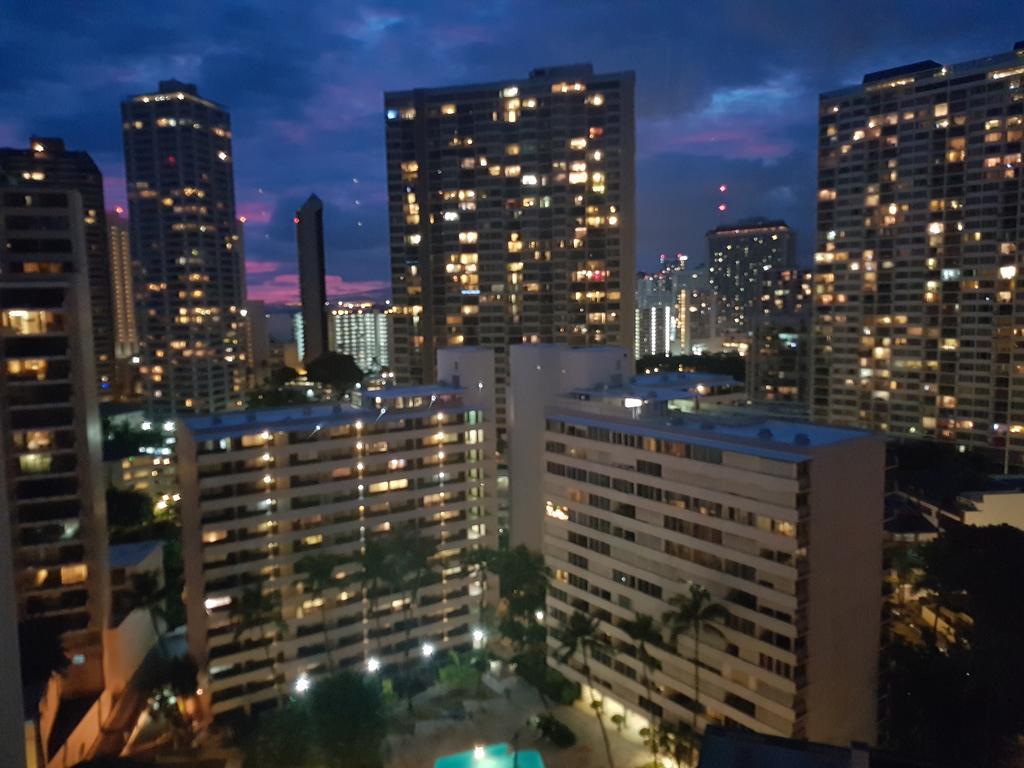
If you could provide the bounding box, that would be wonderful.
[2,1,1017,304]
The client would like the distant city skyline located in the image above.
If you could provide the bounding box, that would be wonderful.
[1,2,1015,303]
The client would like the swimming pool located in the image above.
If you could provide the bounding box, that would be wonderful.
[434,742,544,768]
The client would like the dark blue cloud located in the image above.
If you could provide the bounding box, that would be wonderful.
[1,0,1017,301]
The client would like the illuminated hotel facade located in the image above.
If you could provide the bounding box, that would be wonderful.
[178,348,497,716]
[814,43,1024,469]
[121,80,246,414]
[385,64,636,432]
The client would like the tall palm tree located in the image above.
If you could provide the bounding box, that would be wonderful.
[622,613,662,764]
[387,527,437,711]
[554,611,615,768]
[359,538,390,652]
[230,587,286,705]
[662,584,729,764]
[296,553,342,670]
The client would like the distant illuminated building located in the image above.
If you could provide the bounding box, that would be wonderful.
[108,212,138,360]
[635,257,718,358]
[706,219,795,338]
[748,268,813,405]
[385,64,636,433]
[294,302,394,375]
[121,80,246,413]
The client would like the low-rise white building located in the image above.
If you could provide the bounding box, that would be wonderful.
[510,346,884,746]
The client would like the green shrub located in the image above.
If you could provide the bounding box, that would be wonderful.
[536,713,576,748]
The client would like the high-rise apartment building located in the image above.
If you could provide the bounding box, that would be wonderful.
[296,194,328,363]
[707,220,795,338]
[814,44,1024,469]
[0,138,116,396]
[509,347,883,745]
[177,348,497,716]
[385,64,636,431]
[108,212,139,360]
[0,188,111,693]
[748,268,813,405]
[121,80,246,414]
[242,299,272,387]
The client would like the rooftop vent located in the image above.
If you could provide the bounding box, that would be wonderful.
[794,433,811,446]
[757,428,773,441]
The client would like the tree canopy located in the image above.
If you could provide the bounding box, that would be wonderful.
[884,524,1024,766]
[305,351,364,395]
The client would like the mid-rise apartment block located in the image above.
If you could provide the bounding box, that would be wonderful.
[707,220,795,339]
[122,80,246,413]
[814,43,1024,469]
[636,258,720,358]
[0,188,111,751]
[0,138,116,396]
[385,64,636,432]
[509,347,883,745]
[294,302,394,375]
[177,348,497,716]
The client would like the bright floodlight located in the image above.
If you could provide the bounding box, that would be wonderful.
[294,673,311,694]
[473,745,485,760]
[472,628,486,645]
[535,610,545,622]
[421,642,435,658]
[366,657,381,673]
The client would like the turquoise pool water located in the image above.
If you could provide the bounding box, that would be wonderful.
[434,743,544,768]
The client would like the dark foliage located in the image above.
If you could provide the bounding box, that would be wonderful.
[635,353,745,381]
[305,351,364,395]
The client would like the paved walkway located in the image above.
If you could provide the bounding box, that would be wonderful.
[386,678,653,768]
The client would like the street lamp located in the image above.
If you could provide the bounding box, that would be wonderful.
[421,642,435,658]
[366,657,381,673]
[534,610,545,622]
[294,673,311,694]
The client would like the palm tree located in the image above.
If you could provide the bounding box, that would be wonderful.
[230,587,286,705]
[622,613,662,764]
[658,721,696,768]
[296,553,342,670]
[554,611,615,768]
[662,584,729,764]
[387,527,437,711]
[359,538,391,652]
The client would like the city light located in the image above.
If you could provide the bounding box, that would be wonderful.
[473,746,485,760]
[421,642,435,658]
[366,657,381,673]
[535,610,545,622]
[294,673,311,694]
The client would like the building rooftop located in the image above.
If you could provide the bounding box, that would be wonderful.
[181,385,466,438]
[548,405,872,462]
[386,64,633,100]
[823,44,1024,98]
[571,371,742,403]
[109,539,165,569]
[698,726,929,768]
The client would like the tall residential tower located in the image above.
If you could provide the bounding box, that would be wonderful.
[121,80,246,413]
[814,43,1024,469]
[0,138,116,397]
[385,64,636,430]
[296,194,328,363]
